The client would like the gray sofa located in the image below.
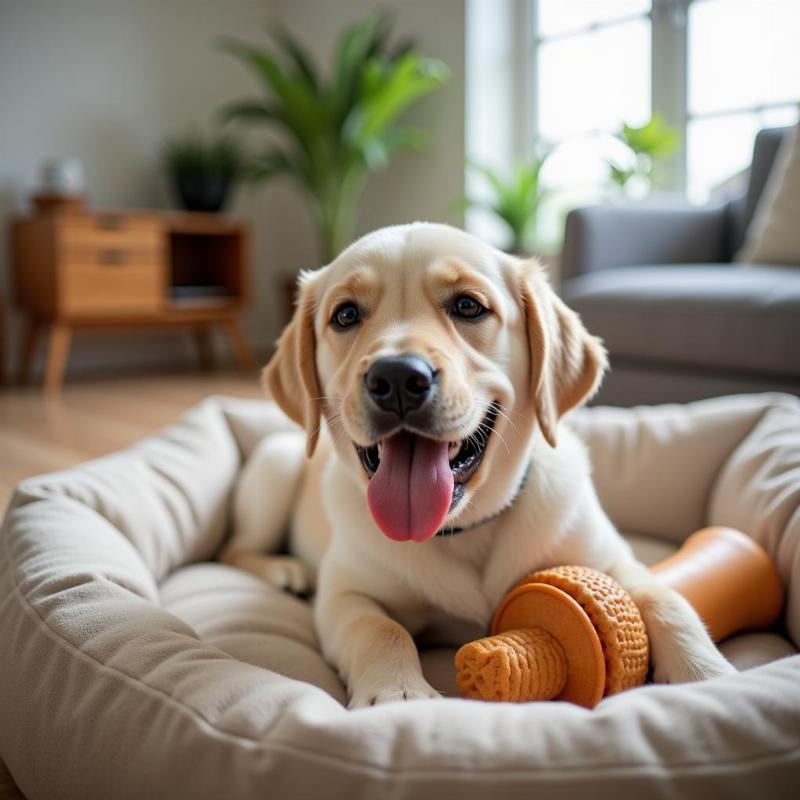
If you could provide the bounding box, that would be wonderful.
[561,127,800,405]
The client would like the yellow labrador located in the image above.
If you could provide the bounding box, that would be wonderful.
[225,223,734,707]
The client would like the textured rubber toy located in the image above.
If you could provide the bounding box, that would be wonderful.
[455,627,568,702]
[454,527,784,708]
[456,566,649,707]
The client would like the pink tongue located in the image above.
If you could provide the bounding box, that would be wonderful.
[367,432,454,542]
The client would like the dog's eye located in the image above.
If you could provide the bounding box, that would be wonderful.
[332,302,360,329]
[451,295,487,319]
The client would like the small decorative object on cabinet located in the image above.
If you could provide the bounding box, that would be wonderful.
[34,156,88,216]
[11,208,256,392]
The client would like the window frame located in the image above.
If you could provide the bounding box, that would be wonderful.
[520,0,799,194]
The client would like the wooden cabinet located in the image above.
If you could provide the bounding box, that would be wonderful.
[12,210,255,391]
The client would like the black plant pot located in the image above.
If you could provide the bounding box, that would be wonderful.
[174,172,232,213]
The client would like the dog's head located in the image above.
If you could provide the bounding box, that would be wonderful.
[264,223,606,543]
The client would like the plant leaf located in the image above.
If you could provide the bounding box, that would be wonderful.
[469,162,511,204]
[607,159,634,187]
[219,37,323,157]
[331,11,390,127]
[345,53,449,148]
[381,125,428,151]
[246,148,300,183]
[464,150,552,246]
[269,22,320,94]
[218,99,284,124]
[618,115,679,158]
[163,131,247,178]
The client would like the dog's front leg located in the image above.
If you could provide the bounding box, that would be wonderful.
[221,430,313,593]
[567,493,735,685]
[606,558,736,684]
[315,560,439,708]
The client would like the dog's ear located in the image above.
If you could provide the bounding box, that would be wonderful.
[518,261,607,448]
[263,276,321,457]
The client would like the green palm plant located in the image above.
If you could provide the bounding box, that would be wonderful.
[463,151,551,254]
[219,12,449,261]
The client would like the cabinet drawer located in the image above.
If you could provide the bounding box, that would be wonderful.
[60,255,164,316]
[63,244,164,270]
[58,214,161,252]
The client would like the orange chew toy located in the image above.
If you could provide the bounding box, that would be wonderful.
[455,527,784,707]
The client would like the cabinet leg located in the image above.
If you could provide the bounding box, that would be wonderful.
[193,324,215,370]
[43,323,72,394]
[0,297,6,386]
[221,317,257,373]
[18,318,43,385]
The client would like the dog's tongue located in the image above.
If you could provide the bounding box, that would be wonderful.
[367,432,454,542]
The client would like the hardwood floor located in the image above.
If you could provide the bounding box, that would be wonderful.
[0,369,264,511]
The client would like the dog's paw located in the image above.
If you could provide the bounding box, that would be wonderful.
[348,678,440,709]
[629,582,737,686]
[653,646,737,685]
[257,555,313,594]
[225,552,313,595]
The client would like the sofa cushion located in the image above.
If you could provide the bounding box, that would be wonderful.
[562,265,800,378]
[738,124,800,265]
[730,126,794,256]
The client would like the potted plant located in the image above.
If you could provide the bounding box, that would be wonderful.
[163,132,247,213]
[218,11,449,261]
[462,151,552,256]
[606,115,679,196]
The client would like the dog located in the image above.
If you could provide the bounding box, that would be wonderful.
[223,222,735,708]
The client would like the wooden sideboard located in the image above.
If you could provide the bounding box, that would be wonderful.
[11,209,256,391]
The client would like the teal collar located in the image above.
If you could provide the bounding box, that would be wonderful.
[435,460,532,538]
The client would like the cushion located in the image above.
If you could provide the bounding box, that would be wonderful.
[1,394,799,798]
[562,265,800,378]
[738,122,800,265]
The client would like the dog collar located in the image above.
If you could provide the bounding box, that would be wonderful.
[435,460,532,538]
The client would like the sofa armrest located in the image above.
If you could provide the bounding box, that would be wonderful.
[561,202,729,280]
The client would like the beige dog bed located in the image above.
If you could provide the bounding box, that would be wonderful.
[1,393,799,799]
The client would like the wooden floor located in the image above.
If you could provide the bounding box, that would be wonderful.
[0,369,264,511]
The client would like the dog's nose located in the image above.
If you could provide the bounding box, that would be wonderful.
[365,355,437,417]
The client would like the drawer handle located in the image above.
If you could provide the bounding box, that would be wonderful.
[100,248,127,265]
[96,215,124,230]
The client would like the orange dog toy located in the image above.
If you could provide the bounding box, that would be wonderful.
[455,527,784,708]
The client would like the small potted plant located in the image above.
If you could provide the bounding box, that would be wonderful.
[163,132,246,213]
[462,150,551,256]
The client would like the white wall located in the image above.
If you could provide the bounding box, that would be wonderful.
[0,0,465,379]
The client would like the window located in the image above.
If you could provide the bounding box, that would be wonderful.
[466,0,800,246]
[535,1,653,245]
[686,0,800,200]
[537,1,651,142]
[535,0,800,202]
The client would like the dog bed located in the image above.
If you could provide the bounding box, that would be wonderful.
[1,393,798,799]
